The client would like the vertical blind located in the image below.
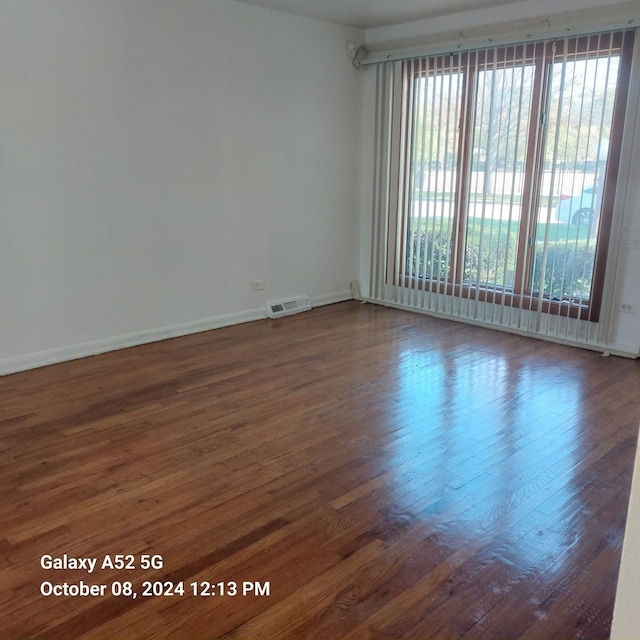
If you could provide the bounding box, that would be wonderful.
[367,29,636,350]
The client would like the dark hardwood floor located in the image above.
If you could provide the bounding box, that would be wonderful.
[1,301,639,639]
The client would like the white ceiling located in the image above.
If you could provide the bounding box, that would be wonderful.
[233,0,525,30]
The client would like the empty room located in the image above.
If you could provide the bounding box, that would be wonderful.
[2,0,640,638]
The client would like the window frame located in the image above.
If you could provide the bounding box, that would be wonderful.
[397,30,635,322]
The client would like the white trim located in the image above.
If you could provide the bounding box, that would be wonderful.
[610,421,640,639]
[364,297,640,359]
[310,289,353,307]
[609,343,640,359]
[0,308,265,376]
[0,290,355,376]
[604,37,640,346]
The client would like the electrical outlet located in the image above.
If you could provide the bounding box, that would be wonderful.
[619,302,637,314]
[251,281,265,291]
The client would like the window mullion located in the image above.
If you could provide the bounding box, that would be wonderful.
[451,55,476,287]
[514,50,549,299]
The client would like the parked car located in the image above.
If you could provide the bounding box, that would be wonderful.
[555,186,598,225]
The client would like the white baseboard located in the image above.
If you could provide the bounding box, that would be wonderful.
[0,290,355,376]
[607,342,640,359]
[365,298,640,359]
[0,307,265,376]
[310,290,353,308]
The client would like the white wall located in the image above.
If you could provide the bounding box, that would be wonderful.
[359,0,640,356]
[0,0,363,373]
[611,423,640,640]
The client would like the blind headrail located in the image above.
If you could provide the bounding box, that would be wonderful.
[362,1,640,65]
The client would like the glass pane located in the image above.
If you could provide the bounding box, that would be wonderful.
[406,70,461,280]
[464,63,535,288]
[532,53,620,301]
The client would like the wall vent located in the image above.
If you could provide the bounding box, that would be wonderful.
[267,296,311,319]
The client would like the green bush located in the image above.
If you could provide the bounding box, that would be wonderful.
[405,226,593,299]
[463,221,517,287]
[406,222,517,287]
[405,227,451,279]
[531,240,594,299]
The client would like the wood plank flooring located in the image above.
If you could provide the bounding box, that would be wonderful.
[1,301,639,639]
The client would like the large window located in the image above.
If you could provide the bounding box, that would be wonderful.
[399,30,634,321]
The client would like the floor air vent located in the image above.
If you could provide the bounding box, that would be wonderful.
[267,296,311,319]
